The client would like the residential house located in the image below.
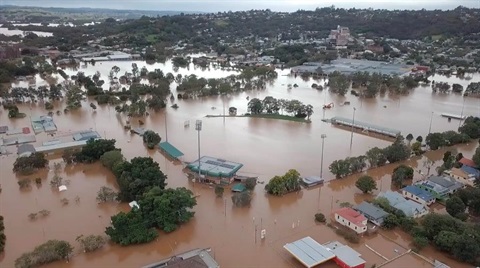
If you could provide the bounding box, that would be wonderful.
[402,185,436,206]
[444,167,479,187]
[354,201,389,226]
[415,175,464,201]
[377,191,429,218]
[333,207,368,234]
[459,157,477,168]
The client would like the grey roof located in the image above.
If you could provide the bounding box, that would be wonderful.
[188,156,243,177]
[354,201,389,220]
[142,248,219,268]
[323,241,365,267]
[0,126,8,134]
[331,116,401,138]
[73,130,101,141]
[35,140,87,153]
[284,236,335,268]
[428,176,463,190]
[17,144,35,155]
[377,191,428,217]
[1,135,36,146]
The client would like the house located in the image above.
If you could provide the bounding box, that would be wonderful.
[354,201,389,226]
[143,248,219,268]
[415,175,464,200]
[72,130,101,141]
[17,144,36,157]
[459,157,476,168]
[333,207,368,234]
[402,185,436,206]
[324,241,366,268]
[377,191,429,218]
[445,167,479,187]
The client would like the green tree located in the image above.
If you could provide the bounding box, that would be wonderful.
[411,142,423,155]
[434,230,458,252]
[75,235,106,253]
[382,214,399,229]
[392,165,414,188]
[74,139,117,163]
[446,196,466,219]
[231,191,253,207]
[247,98,263,114]
[142,130,161,149]
[458,116,480,139]
[426,132,446,150]
[315,213,326,223]
[472,146,480,167]
[100,150,124,170]
[329,159,351,178]
[116,157,167,202]
[264,169,301,196]
[105,210,158,246]
[96,186,118,203]
[383,136,411,163]
[13,153,49,174]
[365,147,387,167]
[406,133,414,143]
[451,233,480,264]
[139,187,196,233]
[0,215,5,253]
[355,175,377,193]
[245,178,257,190]
[215,185,224,198]
[416,136,423,143]
[412,235,429,250]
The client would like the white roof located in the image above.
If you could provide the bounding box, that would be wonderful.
[58,185,67,192]
[284,237,335,268]
[129,201,140,209]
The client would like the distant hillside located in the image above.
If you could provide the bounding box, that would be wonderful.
[0,5,202,22]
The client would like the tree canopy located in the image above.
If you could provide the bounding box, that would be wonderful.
[355,175,377,194]
[142,130,161,149]
[13,153,48,174]
[115,157,167,202]
[392,164,414,188]
[74,139,117,163]
[264,169,301,196]
[105,210,158,246]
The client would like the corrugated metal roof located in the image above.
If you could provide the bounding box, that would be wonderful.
[284,237,335,268]
[158,142,184,159]
[324,241,366,267]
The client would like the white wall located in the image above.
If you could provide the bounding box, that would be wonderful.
[334,213,367,234]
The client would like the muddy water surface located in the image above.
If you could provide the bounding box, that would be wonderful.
[1,61,479,267]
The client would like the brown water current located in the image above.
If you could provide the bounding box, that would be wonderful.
[1,61,479,267]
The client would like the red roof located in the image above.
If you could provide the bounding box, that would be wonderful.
[459,157,476,168]
[334,208,367,227]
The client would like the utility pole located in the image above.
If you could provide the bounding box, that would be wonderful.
[320,134,327,179]
[458,98,466,129]
[165,112,168,142]
[349,107,356,151]
[195,120,202,180]
[428,111,433,135]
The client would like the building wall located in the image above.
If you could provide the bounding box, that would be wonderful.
[447,172,474,187]
[333,257,365,268]
[401,190,435,206]
[334,213,367,234]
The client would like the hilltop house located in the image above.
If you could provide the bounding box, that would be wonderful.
[354,201,389,226]
[377,191,429,218]
[445,166,480,187]
[401,185,436,206]
[333,207,368,234]
[415,175,464,201]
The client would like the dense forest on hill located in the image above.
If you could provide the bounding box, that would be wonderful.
[3,6,480,50]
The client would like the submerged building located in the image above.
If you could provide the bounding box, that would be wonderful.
[187,156,243,184]
[142,248,219,268]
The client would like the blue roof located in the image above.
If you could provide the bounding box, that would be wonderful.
[402,185,435,202]
[460,166,480,178]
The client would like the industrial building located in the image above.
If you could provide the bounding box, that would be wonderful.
[284,237,366,268]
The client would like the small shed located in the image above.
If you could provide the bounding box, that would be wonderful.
[232,184,246,192]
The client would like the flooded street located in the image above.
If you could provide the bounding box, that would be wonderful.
[1,60,479,267]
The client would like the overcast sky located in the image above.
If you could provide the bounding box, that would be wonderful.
[3,0,479,12]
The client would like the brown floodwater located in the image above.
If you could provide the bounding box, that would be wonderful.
[0,60,479,267]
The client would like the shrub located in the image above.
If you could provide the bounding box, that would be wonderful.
[315,213,326,223]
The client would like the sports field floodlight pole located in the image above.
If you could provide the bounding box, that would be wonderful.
[195,120,202,179]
